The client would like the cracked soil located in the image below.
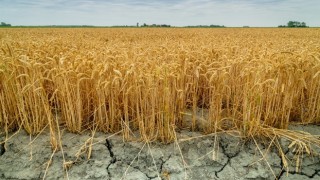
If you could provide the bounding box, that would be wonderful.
[0,125,319,180]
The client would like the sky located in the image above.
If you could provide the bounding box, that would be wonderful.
[1,0,320,27]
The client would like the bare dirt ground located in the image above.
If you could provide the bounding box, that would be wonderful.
[0,125,319,180]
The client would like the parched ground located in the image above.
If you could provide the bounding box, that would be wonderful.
[0,125,319,180]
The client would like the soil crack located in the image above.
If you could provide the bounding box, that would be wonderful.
[276,148,320,179]
[215,141,240,178]
[214,158,230,178]
[280,171,318,179]
[131,165,157,179]
[159,158,165,173]
[159,155,171,173]
[105,138,117,178]
[310,169,320,178]
[105,139,115,162]
[0,142,5,156]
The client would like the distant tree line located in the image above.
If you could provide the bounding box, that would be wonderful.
[185,24,225,28]
[0,22,11,27]
[140,23,171,27]
[278,21,308,28]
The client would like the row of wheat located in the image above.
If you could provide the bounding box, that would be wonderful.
[0,28,319,143]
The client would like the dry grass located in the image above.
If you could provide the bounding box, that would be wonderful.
[0,28,319,145]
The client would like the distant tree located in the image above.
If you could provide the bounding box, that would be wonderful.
[160,24,171,27]
[184,24,225,28]
[140,23,171,28]
[297,21,301,27]
[287,21,294,27]
[280,21,307,28]
[0,22,11,26]
[210,24,225,27]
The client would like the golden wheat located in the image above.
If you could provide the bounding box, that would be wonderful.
[0,28,319,144]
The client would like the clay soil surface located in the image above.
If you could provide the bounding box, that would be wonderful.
[0,125,319,180]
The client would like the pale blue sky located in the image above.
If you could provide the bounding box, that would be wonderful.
[1,0,319,27]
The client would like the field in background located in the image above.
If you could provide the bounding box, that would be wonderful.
[0,28,320,144]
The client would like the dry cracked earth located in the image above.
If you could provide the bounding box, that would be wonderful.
[0,125,319,180]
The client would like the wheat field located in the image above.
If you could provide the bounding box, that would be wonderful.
[0,28,320,144]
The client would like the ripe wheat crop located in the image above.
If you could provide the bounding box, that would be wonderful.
[0,28,320,144]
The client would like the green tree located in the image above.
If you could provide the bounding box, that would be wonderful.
[286,21,307,28]
[0,22,11,26]
[287,21,294,27]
